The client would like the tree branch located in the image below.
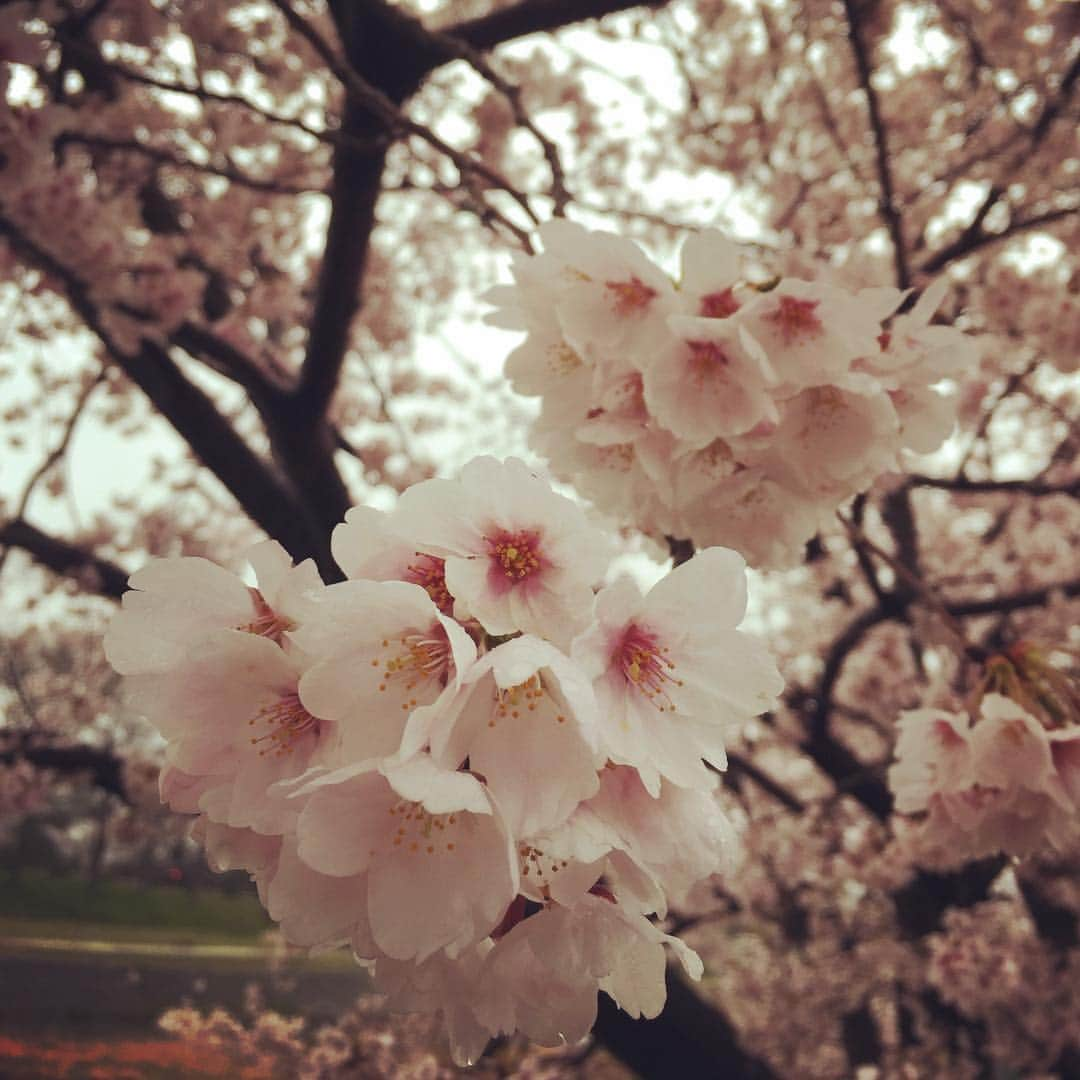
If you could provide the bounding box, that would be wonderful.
[727,751,806,813]
[910,474,1080,497]
[55,133,323,195]
[594,968,779,1080]
[842,0,909,288]
[449,0,668,49]
[0,744,129,802]
[0,213,333,574]
[0,519,128,599]
[919,202,1079,274]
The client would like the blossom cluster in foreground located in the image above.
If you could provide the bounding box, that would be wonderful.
[105,456,783,1063]
[486,221,978,567]
[889,691,1080,862]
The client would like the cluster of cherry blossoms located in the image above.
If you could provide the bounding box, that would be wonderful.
[105,456,782,1063]
[486,220,978,568]
[889,646,1080,862]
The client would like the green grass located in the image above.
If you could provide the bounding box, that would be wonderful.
[0,870,271,940]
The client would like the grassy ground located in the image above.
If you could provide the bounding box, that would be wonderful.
[0,871,369,1076]
[0,870,271,941]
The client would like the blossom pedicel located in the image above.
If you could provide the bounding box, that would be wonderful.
[105,455,782,1064]
[487,221,979,568]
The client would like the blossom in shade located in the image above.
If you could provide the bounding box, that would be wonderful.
[265,836,375,952]
[127,630,333,835]
[104,540,321,675]
[573,547,783,795]
[767,379,900,500]
[476,893,703,1049]
[585,765,739,904]
[889,694,1079,859]
[291,755,518,962]
[375,946,495,1068]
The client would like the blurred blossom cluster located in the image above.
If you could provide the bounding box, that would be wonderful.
[890,644,1080,862]
[486,221,978,568]
[107,456,781,1062]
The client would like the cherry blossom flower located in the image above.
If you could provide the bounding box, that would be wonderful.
[291,755,518,962]
[676,229,744,317]
[476,893,703,1049]
[375,946,495,1068]
[889,694,1079,859]
[330,506,455,615]
[127,630,333,835]
[642,315,777,446]
[289,579,476,762]
[766,379,900,500]
[573,547,783,794]
[533,219,678,353]
[737,280,900,389]
[104,541,321,675]
[392,456,610,646]
[486,225,976,567]
[585,765,739,904]
[410,635,602,838]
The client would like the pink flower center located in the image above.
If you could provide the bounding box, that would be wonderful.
[238,588,294,645]
[248,690,319,757]
[764,294,823,343]
[616,624,681,712]
[386,800,461,856]
[699,287,739,318]
[404,554,452,615]
[687,339,732,377]
[597,444,635,470]
[375,626,453,701]
[487,528,544,585]
[605,275,657,317]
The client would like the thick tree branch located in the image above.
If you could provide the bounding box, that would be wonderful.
[0,744,129,802]
[842,0,909,288]
[0,214,333,575]
[449,0,667,49]
[171,321,292,404]
[595,969,779,1080]
[0,519,127,599]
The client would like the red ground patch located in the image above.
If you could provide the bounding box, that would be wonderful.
[0,1034,263,1078]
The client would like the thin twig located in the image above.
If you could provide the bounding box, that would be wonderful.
[0,368,105,580]
[269,0,540,233]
